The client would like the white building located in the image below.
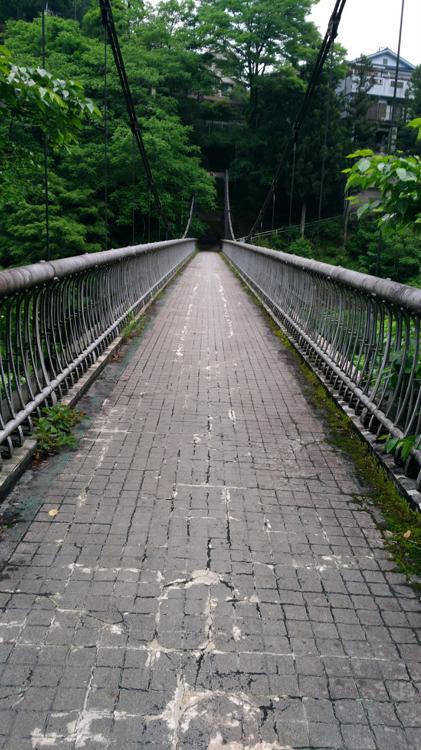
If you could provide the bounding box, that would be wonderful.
[341,48,415,149]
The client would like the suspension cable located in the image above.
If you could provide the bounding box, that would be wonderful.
[318,48,334,220]
[181,195,196,239]
[388,0,405,154]
[224,171,235,240]
[131,132,136,244]
[99,0,171,236]
[288,140,297,226]
[271,190,276,231]
[104,22,109,250]
[246,0,348,240]
[41,6,50,260]
[250,212,344,242]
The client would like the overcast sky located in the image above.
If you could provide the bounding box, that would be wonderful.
[310,0,420,65]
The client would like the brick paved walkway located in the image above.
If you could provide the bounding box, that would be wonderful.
[0,252,420,750]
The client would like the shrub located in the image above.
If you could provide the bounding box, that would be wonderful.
[288,237,314,258]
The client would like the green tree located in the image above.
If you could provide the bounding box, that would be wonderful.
[219,46,350,233]
[196,0,318,119]
[0,1,91,23]
[344,219,421,283]
[1,8,215,264]
[0,43,97,147]
[341,119,421,284]
[408,65,421,120]
[398,64,421,154]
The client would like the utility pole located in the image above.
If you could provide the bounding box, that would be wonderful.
[388,0,405,154]
[42,3,50,261]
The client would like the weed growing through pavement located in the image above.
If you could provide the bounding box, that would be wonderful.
[35,404,84,458]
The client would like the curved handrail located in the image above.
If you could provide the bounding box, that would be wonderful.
[224,240,421,314]
[0,239,191,298]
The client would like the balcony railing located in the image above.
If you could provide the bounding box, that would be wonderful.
[223,240,421,489]
[0,239,195,468]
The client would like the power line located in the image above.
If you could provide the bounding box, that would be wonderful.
[388,0,405,154]
[98,0,170,236]
[246,0,348,240]
[318,49,334,220]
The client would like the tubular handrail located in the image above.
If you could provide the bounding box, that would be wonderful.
[225,240,421,314]
[0,239,195,469]
[0,239,191,297]
[223,239,421,490]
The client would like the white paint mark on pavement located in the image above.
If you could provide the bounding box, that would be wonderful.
[208,734,290,750]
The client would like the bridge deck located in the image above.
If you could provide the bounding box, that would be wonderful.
[0,252,420,749]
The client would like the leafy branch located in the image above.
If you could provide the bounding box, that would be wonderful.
[0,44,100,149]
[343,118,421,230]
[380,433,421,462]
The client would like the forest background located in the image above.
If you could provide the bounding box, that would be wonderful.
[0,0,420,285]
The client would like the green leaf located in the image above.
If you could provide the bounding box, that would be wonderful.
[396,167,416,182]
[357,158,371,173]
[384,437,400,454]
[347,149,374,159]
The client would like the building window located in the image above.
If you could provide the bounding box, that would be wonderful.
[383,57,388,65]
[391,80,404,88]
[377,102,387,120]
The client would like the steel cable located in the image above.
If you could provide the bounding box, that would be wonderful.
[246,0,348,240]
[99,0,171,236]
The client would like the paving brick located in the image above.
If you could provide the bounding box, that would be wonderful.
[341,723,376,749]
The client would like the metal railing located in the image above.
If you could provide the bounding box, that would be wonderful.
[223,240,421,489]
[248,214,344,243]
[0,239,195,466]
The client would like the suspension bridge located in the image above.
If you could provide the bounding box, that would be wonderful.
[0,1,420,749]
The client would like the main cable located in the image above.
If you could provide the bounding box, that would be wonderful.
[317,48,334,220]
[41,6,50,260]
[99,0,170,236]
[104,22,109,250]
[246,0,347,240]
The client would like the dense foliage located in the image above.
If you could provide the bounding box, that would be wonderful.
[0,1,217,263]
[258,215,421,287]
[0,44,98,146]
[344,120,421,228]
[0,0,419,281]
